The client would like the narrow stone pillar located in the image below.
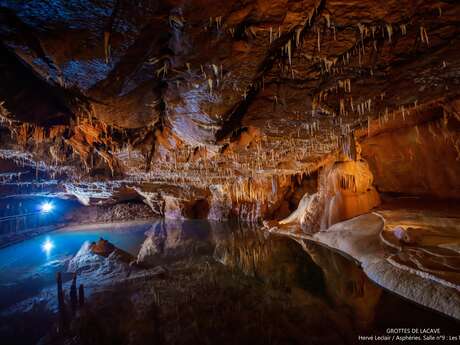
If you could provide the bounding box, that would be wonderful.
[78,284,85,307]
[56,272,68,332]
[70,272,78,315]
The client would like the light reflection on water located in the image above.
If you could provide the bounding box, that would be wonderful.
[0,219,242,311]
[1,218,457,344]
[0,221,155,310]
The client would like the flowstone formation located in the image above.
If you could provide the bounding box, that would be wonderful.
[265,139,380,233]
[322,139,380,228]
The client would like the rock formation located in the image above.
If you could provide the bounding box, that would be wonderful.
[0,0,459,323]
[0,0,458,224]
[321,140,380,228]
[265,138,380,232]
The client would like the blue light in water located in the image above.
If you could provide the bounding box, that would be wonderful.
[40,201,54,213]
[41,238,54,254]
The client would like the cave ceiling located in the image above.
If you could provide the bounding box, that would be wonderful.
[0,0,459,204]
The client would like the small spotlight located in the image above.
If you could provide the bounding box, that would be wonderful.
[40,202,53,213]
[42,238,54,254]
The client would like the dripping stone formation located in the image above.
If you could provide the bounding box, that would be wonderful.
[0,1,460,344]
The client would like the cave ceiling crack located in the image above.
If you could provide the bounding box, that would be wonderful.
[215,0,327,143]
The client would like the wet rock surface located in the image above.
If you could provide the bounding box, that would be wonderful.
[271,197,460,320]
[379,201,460,291]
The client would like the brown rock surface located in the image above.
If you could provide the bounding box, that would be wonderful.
[0,0,458,214]
[361,114,460,198]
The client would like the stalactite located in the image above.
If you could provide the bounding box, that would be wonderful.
[216,16,222,29]
[308,9,314,26]
[358,23,365,42]
[386,23,393,43]
[339,98,345,116]
[104,31,111,64]
[400,23,407,36]
[287,40,292,65]
[414,125,422,145]
[317,29,321,52]
[208,78,213,95]
[212,64,219,77]
[420,26,429,46]
[324,13,331,28]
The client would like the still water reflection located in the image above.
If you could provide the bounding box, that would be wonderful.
[0,222,153,310]
[0,218,458,345]
[0,219,262,311]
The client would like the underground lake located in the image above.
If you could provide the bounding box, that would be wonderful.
[1,219,459,345]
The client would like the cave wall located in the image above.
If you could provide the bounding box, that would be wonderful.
[0,197,81,237]
[361,114,460,199]
[70,202,156,223]
[0,196,154,241]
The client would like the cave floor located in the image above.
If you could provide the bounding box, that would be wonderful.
[271,197,460,320]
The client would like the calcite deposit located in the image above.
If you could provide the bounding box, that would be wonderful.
[1,0,459,217]
[0,0,460,325]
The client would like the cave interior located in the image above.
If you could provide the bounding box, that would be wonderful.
[0,0,459,344]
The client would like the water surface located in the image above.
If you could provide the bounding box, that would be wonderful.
[0,218,457,342]
[0,221,153,310]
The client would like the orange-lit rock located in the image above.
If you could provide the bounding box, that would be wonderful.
[322,158,381,228]
[361,114,460,199]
